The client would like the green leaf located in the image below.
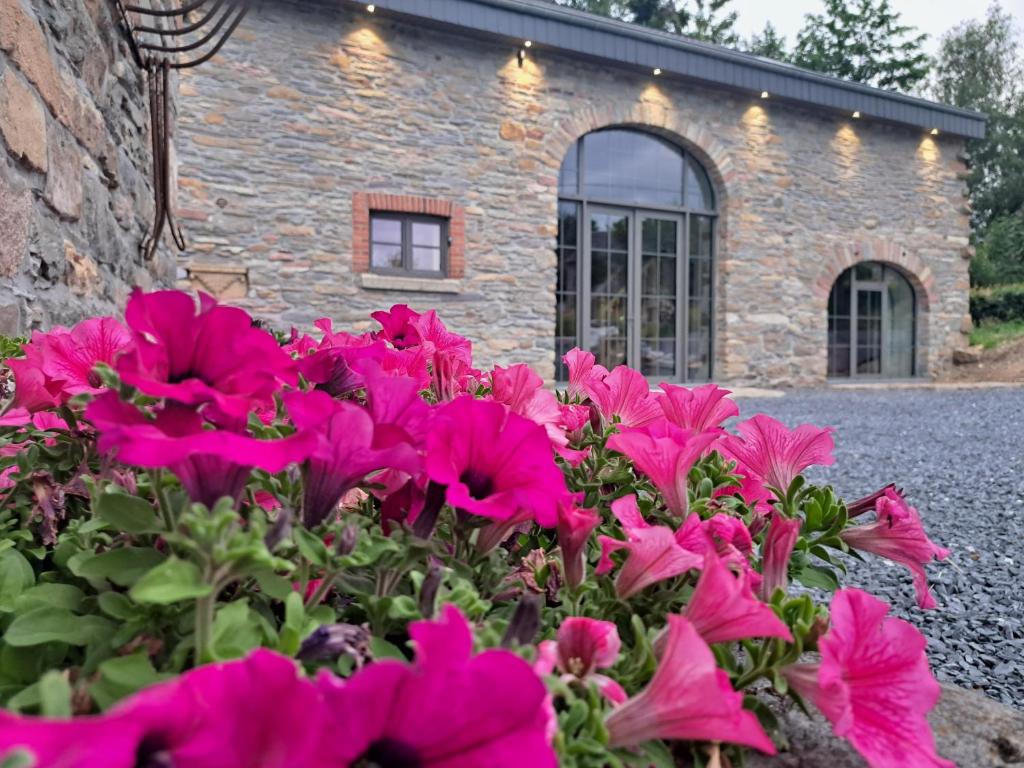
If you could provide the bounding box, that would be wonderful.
[97,591,136,620]
[0,550,35,612]
[293,527,328,567]
[0,749,36,768]
[39,670,72,717]
[211,600,263,661]
[369,636,407,661]
[797,564,841,592]
[95,492,162,534]
[15,583,85,613]
[91,653,168,710]
[5,606,115,647]
[129,557,212,605]
[74,548,165,587]
[253,570,292,600]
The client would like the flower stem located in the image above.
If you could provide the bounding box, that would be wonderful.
[194,592,215,664]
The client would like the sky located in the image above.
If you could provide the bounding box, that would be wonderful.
[729,0,1024,53]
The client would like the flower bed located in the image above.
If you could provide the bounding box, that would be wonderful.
[0,290,952,767]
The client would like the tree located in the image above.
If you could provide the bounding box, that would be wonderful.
[792,0,930,92]
[744,21,789,61]
[556,0,741,46]
[933,4,1024,233]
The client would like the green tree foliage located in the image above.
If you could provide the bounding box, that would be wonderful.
[557,0,740,46]
[744,21,789,61]
[793,0,930,92]
[932,3,1024,286]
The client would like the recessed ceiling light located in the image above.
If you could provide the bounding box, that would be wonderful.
[760,90,769,99]
[653,67,662,76]
[524,40,532,48]
[366,3,375,12]
[930,128,939,135]
[852,111,861,119]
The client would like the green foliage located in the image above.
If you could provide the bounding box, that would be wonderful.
[556,0,740,46]
[793,0,930,92]
[970,282,1024,325]
[932,3,1024,271]
[969,319,1024,349]
[744,21,788,61]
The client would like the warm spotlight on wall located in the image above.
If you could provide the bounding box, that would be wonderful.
[653,67,662,76]
[517,48,526,68]
[760,90,769,99]
[366,3,375,12]
[852,110,861,119]
[930,128,939,135]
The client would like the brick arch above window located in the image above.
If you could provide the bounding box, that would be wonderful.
[812,238,936,312]
[352,192,466,278]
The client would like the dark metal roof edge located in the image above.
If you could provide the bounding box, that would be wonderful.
[362,0,987,138]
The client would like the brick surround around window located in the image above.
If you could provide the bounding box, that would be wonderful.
[352,192,465,278]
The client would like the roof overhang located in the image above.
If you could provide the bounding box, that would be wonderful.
[356,0,986,139]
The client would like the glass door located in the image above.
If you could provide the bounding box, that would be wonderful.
[584,207,631,369]
[854,285,884,376]
[637,213,684,379]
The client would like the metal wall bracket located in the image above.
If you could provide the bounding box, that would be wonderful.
[111,1,251,260]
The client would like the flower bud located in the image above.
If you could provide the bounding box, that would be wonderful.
[336,523,359,556]
[264,507,293,551]
[297,623,371,663]
[418,559,443,619]
[501,593,542,648]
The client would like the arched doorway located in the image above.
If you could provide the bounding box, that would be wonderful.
[555,128,717,382]
[827,262,917,378]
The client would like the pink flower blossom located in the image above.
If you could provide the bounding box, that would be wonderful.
[537,617,626,704]
[116,290,297,428]
[760,514,802,599]
[557,496,601,590]
[562,347,608,401]
[490,364,567,448]
[371,304,425,349]
[784,588,953,768]
[721,414,835,492]
[425,396,569,526]
[658,382,739,432]
[684,552,792,644]
[702,513,763,593]
[4,317,132,412]
[0,649,325,768]
[607,422,720,516]
[285,391,420,527]
[362,364,433,451]
[596,495,704,599]
[606,614,776,754]
[87,393,314,508]
[584,365,661,429]
[713,463,775,515]
[318,604,556,767]
[840,488,950,609]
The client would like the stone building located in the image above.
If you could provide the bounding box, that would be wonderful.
[0,0,173,335]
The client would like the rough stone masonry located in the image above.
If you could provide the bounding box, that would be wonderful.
[0,0,173,337]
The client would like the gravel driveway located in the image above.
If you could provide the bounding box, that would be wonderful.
[735,386,1024,708]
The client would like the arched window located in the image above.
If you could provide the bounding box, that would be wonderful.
[556,129,717,381]
[827,262,916,378]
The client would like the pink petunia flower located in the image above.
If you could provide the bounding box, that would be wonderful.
[490,364,567,449]
[4,317,132,413]
[87,392,314,508]
[760,514,802,599]
[562,347,608,401]
[596,496,704,599]
[318,604,556,767]
[285,391,420,527]
[840,488,950,609]
[606,614,776,754]
[537,617,626,704]
[371,304,425,349]
[584,365,661,429]
[783,588,953,768]
[557,496,601,590]
[721,414,835,493]
[607,422,720,517]
[116,290,297,429]
[683,551,792,645]
[425,396,569,527]
[0,649,326,768]
[658,382,739,432]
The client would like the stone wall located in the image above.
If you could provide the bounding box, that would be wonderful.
[175,0,972,385]
[0,0,172,336]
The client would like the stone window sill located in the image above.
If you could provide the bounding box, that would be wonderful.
[358,273,462,294]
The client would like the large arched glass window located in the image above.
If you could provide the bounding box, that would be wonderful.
[828,262,916,378]
[556,129,717,381]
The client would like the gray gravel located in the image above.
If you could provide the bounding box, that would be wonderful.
[735,387,1024,708]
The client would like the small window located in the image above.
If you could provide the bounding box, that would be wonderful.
[370,214,447,276]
